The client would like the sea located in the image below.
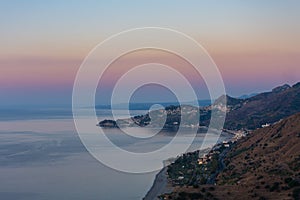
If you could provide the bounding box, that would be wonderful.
[0,108,228,200]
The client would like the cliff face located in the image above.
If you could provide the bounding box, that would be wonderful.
[163,113,300,200]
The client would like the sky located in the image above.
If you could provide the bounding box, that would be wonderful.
[0,0,300,107]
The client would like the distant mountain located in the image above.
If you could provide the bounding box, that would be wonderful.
[214,94,244,108]
[96,102,179,110]
[222,82,300,130]
[238,92,259,99]
[98,82,300,131]
[95,100,212,111]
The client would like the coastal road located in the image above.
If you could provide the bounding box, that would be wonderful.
[206,148,228,184]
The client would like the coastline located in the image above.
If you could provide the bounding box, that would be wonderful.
[143,131,242,199]
[143,166,172,200]
[143,148,212,200]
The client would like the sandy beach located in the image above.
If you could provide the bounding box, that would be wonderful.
[143,166,172,200]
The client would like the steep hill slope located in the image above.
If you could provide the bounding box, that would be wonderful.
[215,112,300,199]
[164,112,300,200]
[223,83,300,130]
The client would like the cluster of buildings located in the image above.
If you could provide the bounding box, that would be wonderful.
[197,141,229,166]
[197,130,248,166]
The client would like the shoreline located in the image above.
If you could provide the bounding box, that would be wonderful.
[143,131,241,199]
[143,148,212,200]
[143,166,172,200]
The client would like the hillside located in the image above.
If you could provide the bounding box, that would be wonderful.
[162,112,300,200]
[223,83,300,130]
[99,105,200,131]
[99,83,300,131]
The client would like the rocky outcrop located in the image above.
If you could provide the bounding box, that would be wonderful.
[98,119,118,128]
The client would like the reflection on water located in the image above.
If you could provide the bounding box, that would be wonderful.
[0,109,228,200]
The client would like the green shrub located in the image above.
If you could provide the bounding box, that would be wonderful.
[292,188,300,200]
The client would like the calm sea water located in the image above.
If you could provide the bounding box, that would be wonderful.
[0,109,227,200]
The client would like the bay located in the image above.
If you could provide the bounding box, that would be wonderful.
[0,109,227,200]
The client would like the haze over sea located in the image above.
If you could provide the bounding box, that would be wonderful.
[0,108,228,200]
